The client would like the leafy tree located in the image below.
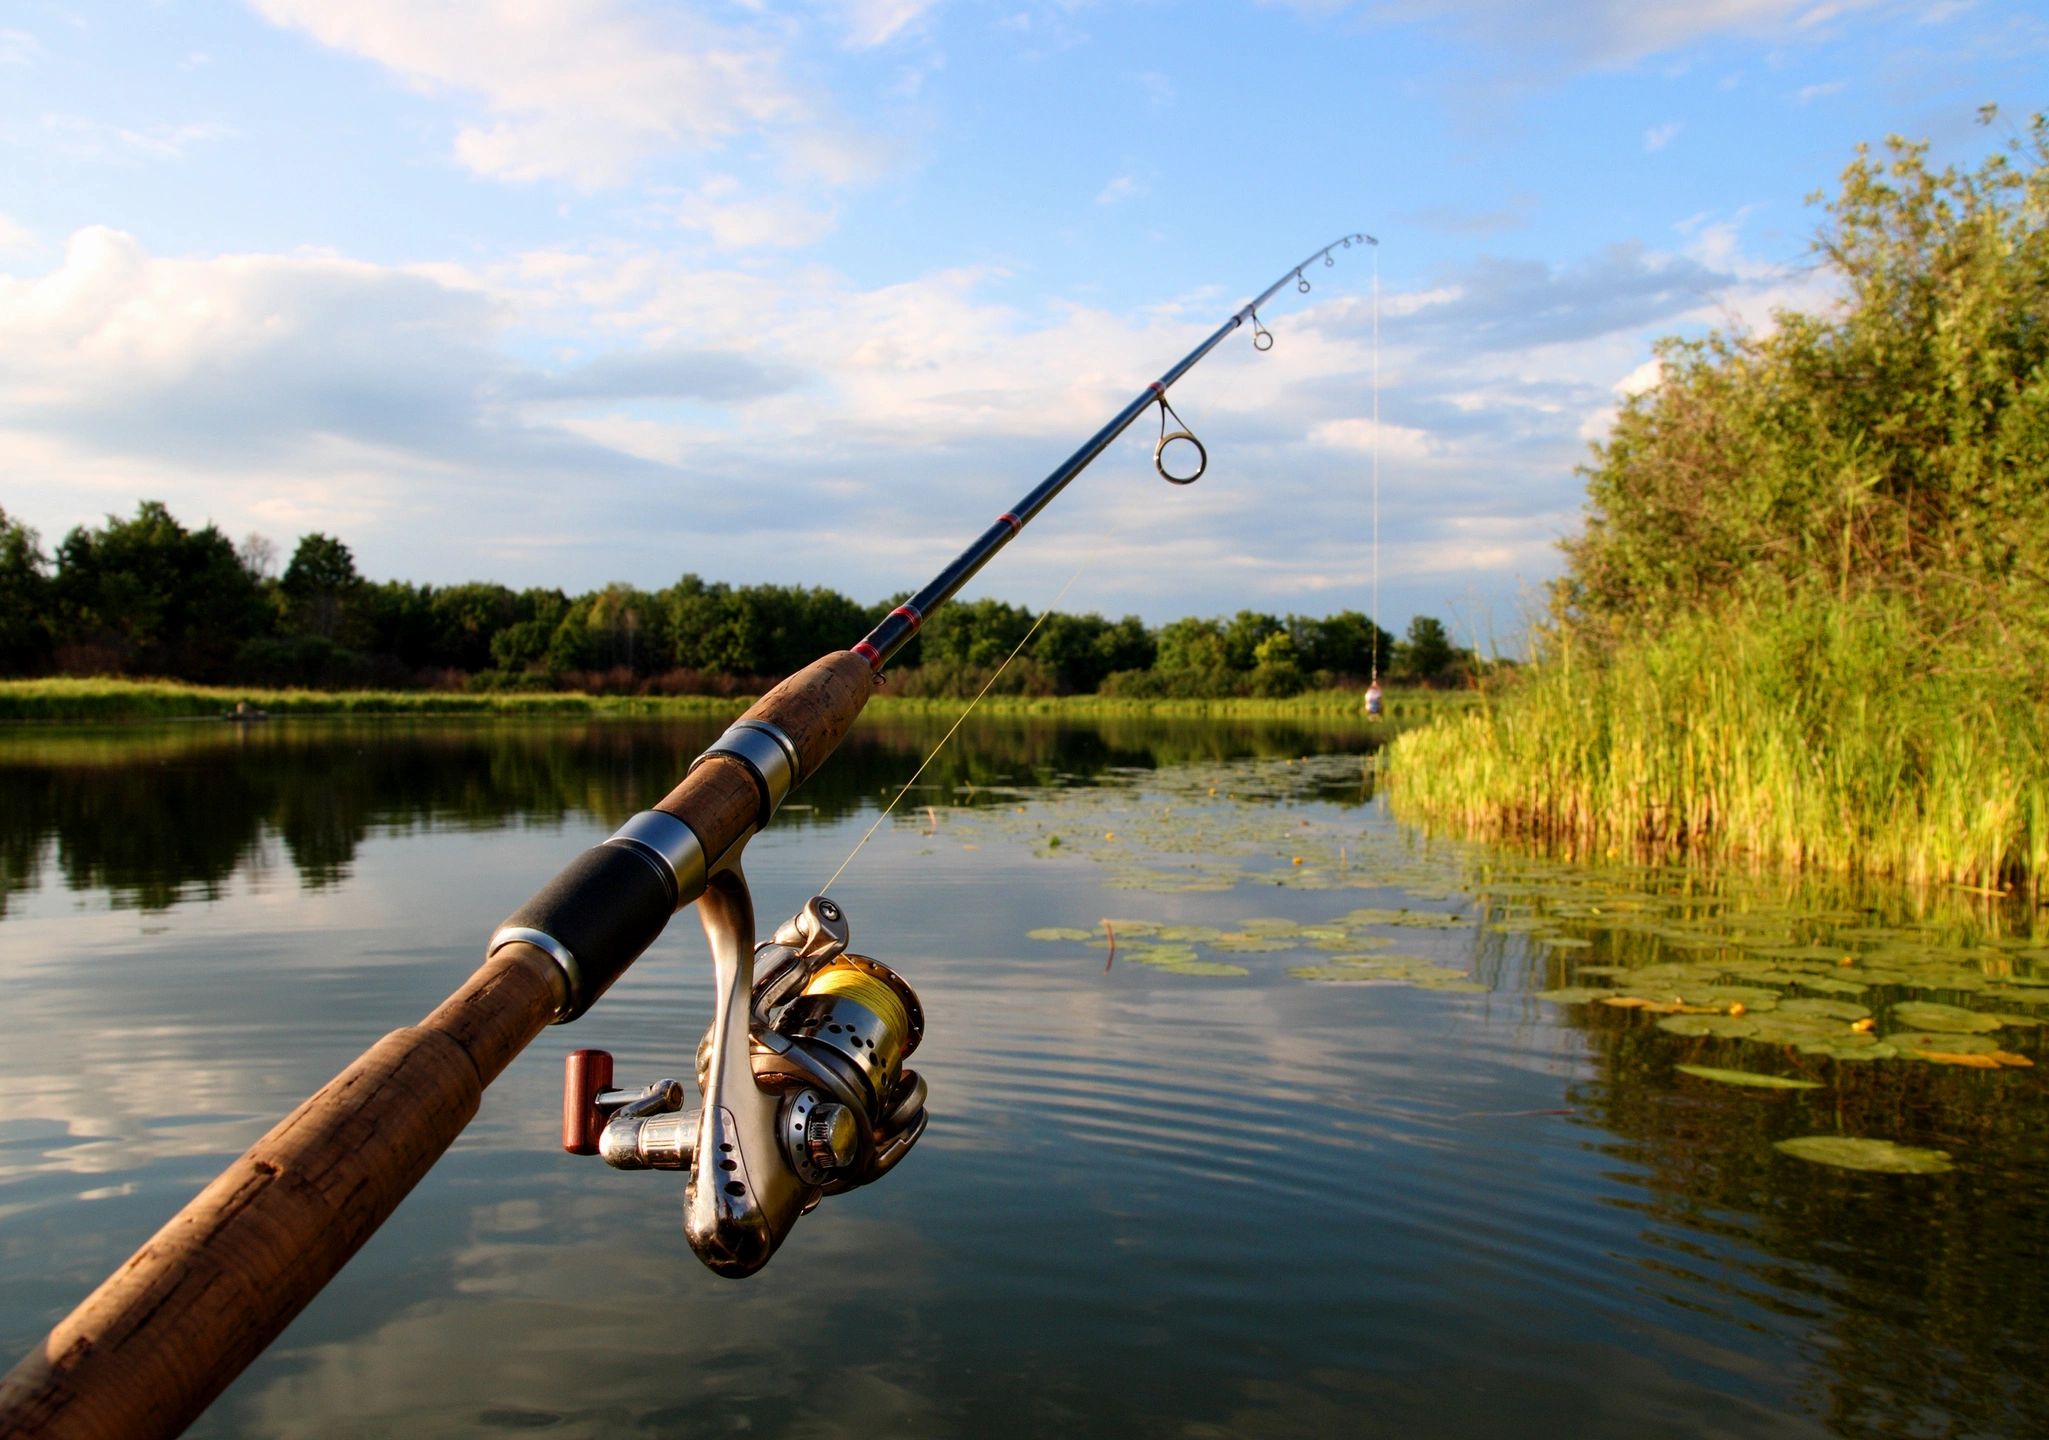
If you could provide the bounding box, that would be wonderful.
[917,597,1035,671]
[52,501,267,680]
[281,533,368,645]
[1033,612,1157,693]
[1249,629,1306,696]
[1154,617,1232,695]
[489,589,570,671]
[366,581,438,669]
[428,583,526,672]
[1401,615,1455,680]
[1220,610,1284,673]
[1559,112,2049,660]
[0,507,51,674]
[1292,609,1396,678]
[548,583,664,675]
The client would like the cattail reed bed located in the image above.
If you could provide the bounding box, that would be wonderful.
[1386,595,2049,899]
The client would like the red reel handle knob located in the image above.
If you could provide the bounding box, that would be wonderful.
[562,1049,614,1154]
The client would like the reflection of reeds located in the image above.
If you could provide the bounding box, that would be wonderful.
[1387,594,2049,897]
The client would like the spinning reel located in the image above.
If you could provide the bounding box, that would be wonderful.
[562,877,928,1277]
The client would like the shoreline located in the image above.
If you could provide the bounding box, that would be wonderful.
[0,676,1468,725]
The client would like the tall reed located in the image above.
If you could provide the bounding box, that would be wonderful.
[1387,590,2048,895]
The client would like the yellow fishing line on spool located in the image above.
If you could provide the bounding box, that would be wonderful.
[805,964,908,1039]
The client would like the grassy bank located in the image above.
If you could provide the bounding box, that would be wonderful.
[1387,590,2048,895]
[0,676,1470,725]
[0,677,722,721]
[1387,127,2049,899]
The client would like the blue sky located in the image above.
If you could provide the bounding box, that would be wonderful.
[1,2,2040,644]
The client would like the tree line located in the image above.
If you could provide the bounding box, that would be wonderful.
[0,500,1480,697]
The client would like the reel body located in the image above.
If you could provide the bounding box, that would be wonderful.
[563,888,927,1277]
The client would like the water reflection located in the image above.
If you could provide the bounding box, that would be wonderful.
[0,719,2043,1439]
[0,714,1373,913]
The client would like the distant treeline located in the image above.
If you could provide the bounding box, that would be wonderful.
[0,501,1481,698]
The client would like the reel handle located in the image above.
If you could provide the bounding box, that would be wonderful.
[562,1049,614,1154]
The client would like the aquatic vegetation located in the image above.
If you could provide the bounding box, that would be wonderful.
[996,748,2043,1106]
[1674,1065,1821,1090]
[1388,127,2049,897]
[1773,1137,1956,1175]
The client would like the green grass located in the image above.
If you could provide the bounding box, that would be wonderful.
[1386,589,2048,896]
[0,676,1473,725]
[864,687,1469,722]
[0,678,734,722]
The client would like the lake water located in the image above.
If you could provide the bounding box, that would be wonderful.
[2,716,2045,1439]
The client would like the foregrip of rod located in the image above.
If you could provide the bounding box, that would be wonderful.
[489,649,879,1022]
[0,651,876,1440]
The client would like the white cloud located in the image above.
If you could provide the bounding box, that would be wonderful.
[831,0,944,48]
[34,114,236,162]
[1614,357,1663,398]
[669,178,840,250]
[0,214,32,255]
[1644,121,1681,152]
[1796,79,1846,101]
[250,0,804,189]
[0,27,42,64]
[1348,0,1880,69]
[1095,174,1142,205]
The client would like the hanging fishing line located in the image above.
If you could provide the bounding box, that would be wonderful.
[1371,240,1381,684]
[818,559,1093,895]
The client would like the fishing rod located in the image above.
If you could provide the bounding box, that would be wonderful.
[0,232,1376,1440]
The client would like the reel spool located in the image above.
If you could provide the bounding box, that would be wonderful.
[562,892,928,1277]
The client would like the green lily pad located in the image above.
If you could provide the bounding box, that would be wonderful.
[1209,933,1302,953]
[1151,959,1250,978]
[1746,1013,1860,1044]
[1891,1030,2000,1055]
[1657,1015,1761,1039]
[1792,977,1872,997]
[1675,1065,1822,1090]
[1026,927,1094,942]
[1890,1002,2003,1034]
[1778,997,1872,1021]
[1796,1039,1899,1062]
[1773,1136,1954,1174]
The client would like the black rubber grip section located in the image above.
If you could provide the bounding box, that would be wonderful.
[498,843,676,1023]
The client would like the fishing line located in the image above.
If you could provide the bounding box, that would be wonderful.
[1371,240,1381,684]
[818,557,1093,895]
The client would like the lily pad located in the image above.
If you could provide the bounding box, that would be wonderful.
[1773,1136,1954,1174]
[1778,997,1872,1022]
[1890,1002,2004,1034]
[1150,959,1250,978]
[1796,1039,1899,1062]
[1026,927,1094,942]
[1675,1065,1822,1090]
[1657,1015,1762,1039]
[1892,1030,1999,1055]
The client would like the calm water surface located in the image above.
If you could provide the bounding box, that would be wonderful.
[1,717,2044,1439]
